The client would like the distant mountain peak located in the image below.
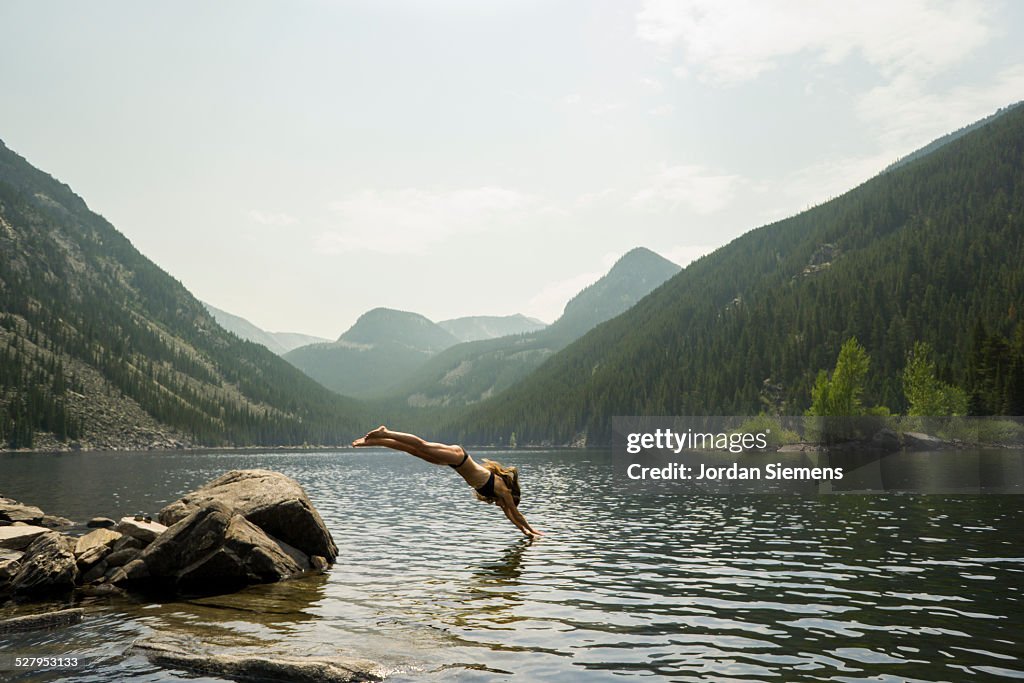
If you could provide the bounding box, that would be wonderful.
[340,307,457,350]
[552,247,680,337]
[204,303,329,355]
[438,313,547,342]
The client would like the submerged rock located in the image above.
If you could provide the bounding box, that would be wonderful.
[87,517,117,529]
[0,608,84,633]
[132,639,384,683]
[159,469,337,561]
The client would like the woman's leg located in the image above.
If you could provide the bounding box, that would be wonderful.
[354,427,465,466]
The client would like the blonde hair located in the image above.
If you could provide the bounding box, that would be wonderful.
[475,459,521,506]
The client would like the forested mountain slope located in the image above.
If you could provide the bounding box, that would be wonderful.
[0,140,362,449]
[443,105,1024,446]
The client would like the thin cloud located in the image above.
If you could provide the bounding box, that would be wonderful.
[316,186,535,255]
[640,76,664,92]
[630,165,743,215]
[858,65,1024,150]
[248,210,297,226]
[636,0,991,86]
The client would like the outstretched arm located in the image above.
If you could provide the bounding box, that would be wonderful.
[495,483,543,537]
[499,499,543,537]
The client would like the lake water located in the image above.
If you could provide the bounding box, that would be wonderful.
[2,449,1023,681]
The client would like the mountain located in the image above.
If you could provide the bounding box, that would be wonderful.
[439,314,546,342]
[545,247,682,343]
[283,308,460,397]
[204,303,329,355]
[378,247,680,410]
[442,104,1024,446]
[0,139,363,449]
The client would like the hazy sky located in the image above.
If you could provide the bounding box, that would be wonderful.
[2,1,1022,338]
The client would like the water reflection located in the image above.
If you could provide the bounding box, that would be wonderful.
[133,572,330,648]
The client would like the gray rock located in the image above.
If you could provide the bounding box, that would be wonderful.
[159,469,337,561]
[1,549,21,591]
[902,431,948,451]
[77,581,124,597]
[80,560,109,584]
[132,639,383,682]
[76,543,112,569]
[113,500,310,593]
[0,525,50,551]
[777,442,823,453]
[104,547,141,568]
[87,517,117,529]
[75,529,122,571]
[8,532,78,596]
[41,514,75,528]
[115,517,167,545]
[74,528,122,557]
[0,502,46,525]
[111,535,145,552]
[0,608,84,633]
[872,428,901,452]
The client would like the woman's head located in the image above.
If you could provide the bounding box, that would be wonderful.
[477,459,521,506]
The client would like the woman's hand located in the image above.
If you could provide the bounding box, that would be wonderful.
[496,491,543,537]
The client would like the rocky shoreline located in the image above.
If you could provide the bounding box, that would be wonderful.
[1,469,384,681]
[1,470,337,598]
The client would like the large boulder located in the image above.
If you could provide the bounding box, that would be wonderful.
[7,532,78,596]
[112,500,311,593]
[159,469,337,561]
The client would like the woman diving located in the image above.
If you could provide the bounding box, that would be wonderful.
[352,426,543,537]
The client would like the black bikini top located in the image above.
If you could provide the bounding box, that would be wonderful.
[449,451,496,497]
[475,471,496,498]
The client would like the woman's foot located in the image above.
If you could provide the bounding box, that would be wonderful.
[352,425,388,447]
